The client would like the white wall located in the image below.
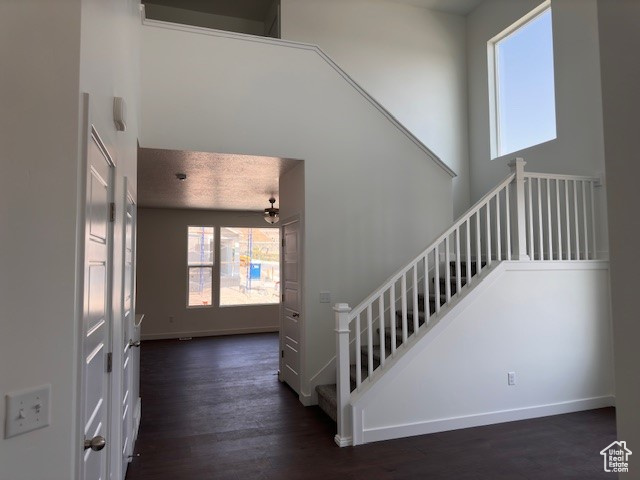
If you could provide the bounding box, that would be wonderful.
[137,208,280,340]
[0,2,82,479]
[467,0,608,255]
[140,22,454,401]
[144,4,265,36]
[0,1,140,479]
[354,263,614,444]
[281,0,470,215]
[597,1,640,475]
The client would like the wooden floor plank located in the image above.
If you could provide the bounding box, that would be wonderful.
[125,333,616,480]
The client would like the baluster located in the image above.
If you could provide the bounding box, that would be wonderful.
[378,295,385,367]
[355,313,361,387]
[455,228,462,294]
[527,177,534,259]
[573,180,580,259]
[390,283,397,354]
[434,244,441,314]
[486,202,492,266]
[496,192,502,261]
[582,181,589,260]
[546,179,552,260]
[556,179,562,260]
[401,273,408,342]
[412,264,419,333]
[565,179,571,260]
[537,178,543,260]
[466,220,472,283]
[423,255,430,324]
[445,236,451,302]
[505,183,511,261]
[366,304,373,377]
[475,212,482,275]
[590,181,597,260]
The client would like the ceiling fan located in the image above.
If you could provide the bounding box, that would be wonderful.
[263,197,280,224]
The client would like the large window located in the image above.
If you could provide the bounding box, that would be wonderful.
[187,226,214,307]
[220,227,280,306]
[489,2,556,158]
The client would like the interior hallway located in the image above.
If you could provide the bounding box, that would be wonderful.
[125,333,616,480]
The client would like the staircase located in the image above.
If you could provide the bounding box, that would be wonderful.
[316,261,480,422]
[314,159,603,446]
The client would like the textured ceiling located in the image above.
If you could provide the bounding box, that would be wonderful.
[389,0,484,15]
[143,0,274,21]
[138,148,300,211]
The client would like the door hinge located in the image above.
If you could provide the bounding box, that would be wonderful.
[109,202,115,222]
[106,352,113,373]
[281,350,284,358]
[282,238,285,247]
[282,293,285,302]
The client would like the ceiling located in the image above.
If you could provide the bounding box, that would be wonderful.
[390,0,484,15]
[138,148,300,211]
[143,0,274,21]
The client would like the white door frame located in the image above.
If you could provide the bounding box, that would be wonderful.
[75,93,117,480]
[279,215,305,396]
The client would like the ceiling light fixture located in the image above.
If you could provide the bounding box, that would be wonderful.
[175,173,187,181]
[264,197,280,224]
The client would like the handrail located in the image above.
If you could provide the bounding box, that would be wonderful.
[348,172,515,320]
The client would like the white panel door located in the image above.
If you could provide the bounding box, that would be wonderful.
[120,187,136,476]
[81,127,114,480]
[281,220,301,393]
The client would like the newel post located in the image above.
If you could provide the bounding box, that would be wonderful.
[509,157,530,261]
[334,303,352,447]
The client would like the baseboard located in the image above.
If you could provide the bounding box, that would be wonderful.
[359,395,615,445]
[141,326,279,341]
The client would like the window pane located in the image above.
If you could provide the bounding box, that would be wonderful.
[188,226,214,265]
[188,267,212,306]
[220,227,280,306]
[496,8,556,156]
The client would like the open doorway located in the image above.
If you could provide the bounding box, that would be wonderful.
[134,147,304,394]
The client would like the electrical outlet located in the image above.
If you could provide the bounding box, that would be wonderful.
[319,291,331,304]
[508,372,516,386]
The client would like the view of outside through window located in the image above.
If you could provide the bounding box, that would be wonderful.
[187,226,214,307]
[495,7,556,157]
[220,227,280,306]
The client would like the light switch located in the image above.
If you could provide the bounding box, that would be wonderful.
[320,291,331,304]
[5,384,51,438]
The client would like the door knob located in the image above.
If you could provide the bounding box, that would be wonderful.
[84,436,106,451]
[129,340,141,348]
[292,312,300,318]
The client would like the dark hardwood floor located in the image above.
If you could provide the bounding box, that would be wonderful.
[125,333,616,480]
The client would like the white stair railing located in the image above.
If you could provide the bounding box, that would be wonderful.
[333,158,602,447]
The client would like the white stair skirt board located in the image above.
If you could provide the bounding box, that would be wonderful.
[357,396,615,445]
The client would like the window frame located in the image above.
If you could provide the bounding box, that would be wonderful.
[488,0,555,159]
[218,226,281,308]
[186,225,215,309]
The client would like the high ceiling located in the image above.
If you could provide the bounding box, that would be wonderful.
[138,148,300,211]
